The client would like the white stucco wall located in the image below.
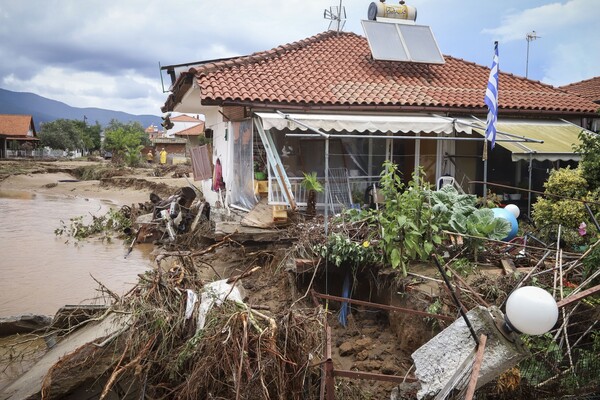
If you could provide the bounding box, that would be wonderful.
[200,107,231,208]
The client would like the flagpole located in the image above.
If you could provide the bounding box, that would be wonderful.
[483,140,488,198]
[483,128,488,198]
[483,40,499,200]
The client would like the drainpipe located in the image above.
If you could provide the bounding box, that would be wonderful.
[325,138,330,236]
[527,153,533,219]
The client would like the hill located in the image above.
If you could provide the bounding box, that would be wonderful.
[0,88,162,129]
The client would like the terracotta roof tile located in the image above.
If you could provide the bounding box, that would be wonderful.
[560,76,600,103]
[168,31,598,115]
[171,114,202,122]
[0,114,36,137]
[175,121,205,136]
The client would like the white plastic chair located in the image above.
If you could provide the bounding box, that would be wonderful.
[437,176,456,191]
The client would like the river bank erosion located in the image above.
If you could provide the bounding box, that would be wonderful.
[0,159,598,399]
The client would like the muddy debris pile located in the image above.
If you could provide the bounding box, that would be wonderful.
[1,237,325,399]
[133,186,211,246]
[2,175,599,399]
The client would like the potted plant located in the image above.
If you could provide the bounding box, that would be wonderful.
[254,160,267,180]
[301,172,323,217]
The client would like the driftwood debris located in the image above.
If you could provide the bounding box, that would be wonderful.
[500,259,517,275]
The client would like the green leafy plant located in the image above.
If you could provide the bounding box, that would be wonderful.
[313,233,380,268]
[574,130,600,191]
[476,190,503,208]
[430,185,511,240]
[375,163,442,275]
[450,258,476,277]
[123,144,144,167]
[301,171,323,217]
[532,167,599,247]
[55,208,132,242]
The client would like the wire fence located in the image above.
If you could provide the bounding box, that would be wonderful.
[472,334,600,399]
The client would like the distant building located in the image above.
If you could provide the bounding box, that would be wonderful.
[0,114,39,158]
[560,77,600,132]
[163,114,204,138]
[560,76,600,104]
[174,120,206,155]
[145,124,161,140]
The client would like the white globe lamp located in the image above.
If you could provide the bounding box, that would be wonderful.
[505,286,559,335]
[504,204,520,219]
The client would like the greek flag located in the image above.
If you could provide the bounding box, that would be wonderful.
[484,42,499,148]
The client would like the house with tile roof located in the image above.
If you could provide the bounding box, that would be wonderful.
[163,114,204,138]
[560,76,600,105]
[0,114,38,158]
[161,30,599,216]
[174,121,206,153]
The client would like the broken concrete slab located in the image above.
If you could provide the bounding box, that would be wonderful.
[214,221,284,242]
[0,312,130,400]
[411,306,528,399]
[0,314,52,337]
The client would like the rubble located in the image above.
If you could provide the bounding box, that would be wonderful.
[1,161,599,399]
[0,315,52,336]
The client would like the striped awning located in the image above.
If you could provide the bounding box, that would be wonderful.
[473,119,590,162]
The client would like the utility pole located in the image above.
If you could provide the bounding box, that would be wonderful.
[525,31,540,79]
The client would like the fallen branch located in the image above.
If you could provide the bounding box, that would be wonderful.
[227,266,261,284]
[100,335,156,400]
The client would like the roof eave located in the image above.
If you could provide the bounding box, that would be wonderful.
[201,99,599,118]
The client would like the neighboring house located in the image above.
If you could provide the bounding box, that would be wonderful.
[163,114,204,138]
[145,124,161,140]
[0,114,39,158]
[152,137,188,164]
[174,121,206,155]
[560,77,600,133]
[161,30,599,215]
[560,76,600,104]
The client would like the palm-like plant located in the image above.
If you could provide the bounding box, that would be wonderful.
[301,172,323,217]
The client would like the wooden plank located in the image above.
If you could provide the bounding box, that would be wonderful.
[241,198,275,228]
[464,334,488,400]
[334,369,417,383]
[214,221,281,242]
[557,284,600,309]
[500,259,516,275]
[312,290,454,321]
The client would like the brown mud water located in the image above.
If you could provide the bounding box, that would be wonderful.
[0,191,152,317]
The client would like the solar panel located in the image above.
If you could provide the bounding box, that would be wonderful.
[361,20,445,64]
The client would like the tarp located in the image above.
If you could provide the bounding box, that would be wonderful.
[255,112,473,135]
[473,119,590,162]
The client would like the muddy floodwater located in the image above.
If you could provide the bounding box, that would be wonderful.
[0,191,153,317]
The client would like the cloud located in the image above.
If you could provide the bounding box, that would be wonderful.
[482,0,596,42]
[480,0,600,85]
[0,1,597,114]
[2,66,163,114]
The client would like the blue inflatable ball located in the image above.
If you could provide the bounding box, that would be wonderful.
[492,207,518,241]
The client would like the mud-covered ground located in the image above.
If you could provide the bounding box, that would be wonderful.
[0,159,562,399]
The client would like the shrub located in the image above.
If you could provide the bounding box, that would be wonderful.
[532,167,599,247]
[574,130,600,191]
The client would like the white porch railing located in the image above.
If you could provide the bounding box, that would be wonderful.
[268,175,381,210]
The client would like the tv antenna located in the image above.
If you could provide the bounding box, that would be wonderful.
[324,0,346,32]
[525,30,541,79]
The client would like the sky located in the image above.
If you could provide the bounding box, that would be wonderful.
[0,0,598,116]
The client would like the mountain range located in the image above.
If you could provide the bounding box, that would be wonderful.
[0,88,162,129]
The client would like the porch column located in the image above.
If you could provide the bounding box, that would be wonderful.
[414,139,421,180]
